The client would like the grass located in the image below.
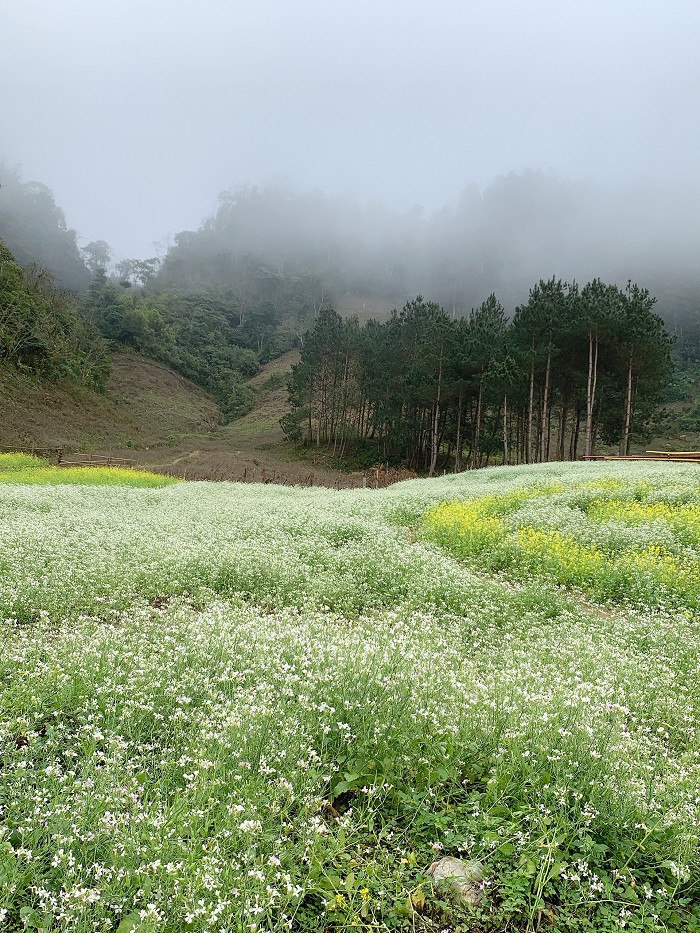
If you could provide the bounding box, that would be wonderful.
[0,353,222,456]
[0,453,179,488]
[222,416,283,438]
[1,461,700,931]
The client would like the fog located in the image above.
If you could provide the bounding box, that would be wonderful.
[2,0,699,262]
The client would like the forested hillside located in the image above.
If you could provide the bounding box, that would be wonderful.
[79,265,321,418]
[284,283,673,471]
[4,164,700,338]
[0,238,108,386]
[152,174,700,339]
[1,165,696,452]
[0,169,323,420]
[80,174,697,432]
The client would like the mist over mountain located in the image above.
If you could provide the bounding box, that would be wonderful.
[157,171,700,333]
[3,0,699,259]
[0,162,89,292]
[3,162,700,338]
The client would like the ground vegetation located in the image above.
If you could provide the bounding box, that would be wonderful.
[2,460,700,931]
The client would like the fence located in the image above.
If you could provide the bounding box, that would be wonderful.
[58,454,136,468]
[1,445,65,463]
[584,450,700,464]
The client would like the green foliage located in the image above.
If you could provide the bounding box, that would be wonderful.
[0,239,110,387]
[80,276,263,417]
[80,259,323,418]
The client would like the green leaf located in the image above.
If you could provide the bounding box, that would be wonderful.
[116,913,143,933]
[489,805,511,818]
[547,861,568,881]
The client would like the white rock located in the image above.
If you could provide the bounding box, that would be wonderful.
[426,856,485,906]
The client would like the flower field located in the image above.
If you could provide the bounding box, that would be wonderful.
[420,476,700,612]
[2,460,700,931]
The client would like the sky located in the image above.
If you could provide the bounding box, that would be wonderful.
[2,0,699,259]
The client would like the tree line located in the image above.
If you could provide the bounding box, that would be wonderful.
[283,280,674,472]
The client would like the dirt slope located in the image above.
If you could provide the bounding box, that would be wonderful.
[0,353,221,451]
[126,351,362,486]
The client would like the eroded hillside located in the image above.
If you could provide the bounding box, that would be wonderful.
[0,352,221,451]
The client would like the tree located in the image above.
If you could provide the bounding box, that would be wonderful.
[468,294,508,468]
[286,308,344,446]
[512,279,571,463]
[80,240,112,274]
[616,283,674,454]
[0,238,109,386]
[115,257,161,287]
[577,279,620,458]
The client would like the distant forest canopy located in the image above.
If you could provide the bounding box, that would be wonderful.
[3,161,700,338]
[283,284,674,471]
[0,162,90,293]
[157,174,700,340]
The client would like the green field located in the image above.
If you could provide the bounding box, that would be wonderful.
[2,460,700,932]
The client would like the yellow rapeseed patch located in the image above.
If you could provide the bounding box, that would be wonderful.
[421,479,700,610]
[0,453,179,488]
[422,499,506,555]
[515,526,605,583]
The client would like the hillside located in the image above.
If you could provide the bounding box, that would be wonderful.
[111,351,364,486]
[0,352,220,451]
[0,349,359,485]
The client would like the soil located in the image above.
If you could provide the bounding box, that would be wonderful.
[121,352,367,487]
